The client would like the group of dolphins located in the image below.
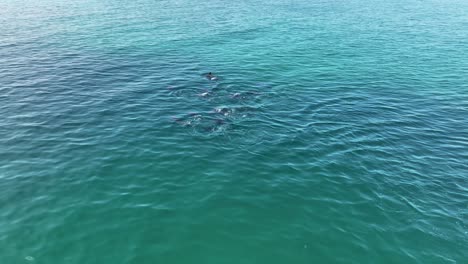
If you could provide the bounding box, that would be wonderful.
[171,72,262,133]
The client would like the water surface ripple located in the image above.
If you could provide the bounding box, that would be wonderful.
[1,0,467,263]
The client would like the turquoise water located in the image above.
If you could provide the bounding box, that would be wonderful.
[1,0,467,263]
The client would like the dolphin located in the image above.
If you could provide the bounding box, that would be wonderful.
[205,72,218,81]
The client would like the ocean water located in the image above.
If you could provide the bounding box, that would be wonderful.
[1,0,467,263]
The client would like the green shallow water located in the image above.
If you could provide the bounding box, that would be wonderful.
[1,0,467,263]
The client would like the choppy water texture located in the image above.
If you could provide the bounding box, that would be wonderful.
[1,0,468,263]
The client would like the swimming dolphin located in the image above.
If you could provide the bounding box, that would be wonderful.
[206,72,218,81]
